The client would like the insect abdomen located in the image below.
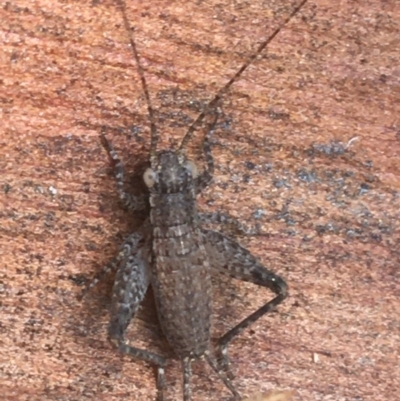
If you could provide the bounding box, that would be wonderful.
[150,193,213,358]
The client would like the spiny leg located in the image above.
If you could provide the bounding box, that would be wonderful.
[100,129,148,212]
[107,234,168,401]
[182,352,241,400]
[204,351,241,400]
[156,365,166,401]
[116,341,167,401]
[195,111,219,192]
[202,229,288,378]
[182,357,192,401]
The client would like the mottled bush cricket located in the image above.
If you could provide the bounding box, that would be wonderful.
[82,0,308,400]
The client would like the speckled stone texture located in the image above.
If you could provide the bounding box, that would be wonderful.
[1,1,399,400]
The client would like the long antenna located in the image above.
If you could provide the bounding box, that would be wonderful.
[179,0,308,152]
[116,0,159,166]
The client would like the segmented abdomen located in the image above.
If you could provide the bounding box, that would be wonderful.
[150,193,213,358]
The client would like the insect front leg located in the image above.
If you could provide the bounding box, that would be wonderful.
[100,130,148,211]
[202,229,288,378]
[195,112,219,192]
[107,230,168,401]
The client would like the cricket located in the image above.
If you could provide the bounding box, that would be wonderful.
[82,0,308,400]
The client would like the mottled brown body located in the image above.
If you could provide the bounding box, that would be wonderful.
[82,0,308,400]
[149,151,213,358]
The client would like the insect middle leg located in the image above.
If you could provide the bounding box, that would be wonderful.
[202,229,288,378]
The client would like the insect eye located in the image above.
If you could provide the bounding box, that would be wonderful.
[185,160,198,178]
[143,168,157,188]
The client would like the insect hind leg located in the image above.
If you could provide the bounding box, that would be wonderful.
[79,231,144,299]
[107,233,169,401]
[114,340,167,401]
[204,351,241,400]
[182,353,241,401]
[182,357,192,401]
[202,229,288,378]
